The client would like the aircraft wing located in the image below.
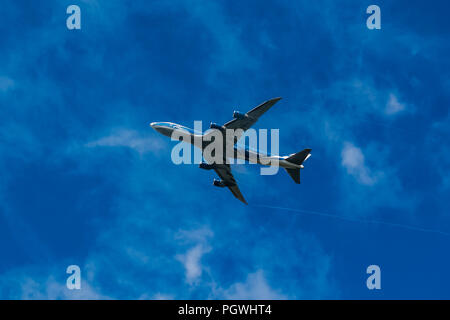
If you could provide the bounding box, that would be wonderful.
[213,164,247,204]
[223,97,282,143]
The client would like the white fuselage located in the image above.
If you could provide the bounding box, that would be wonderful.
[150,122,302,169]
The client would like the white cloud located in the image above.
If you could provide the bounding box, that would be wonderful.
[151,293,175,300]
[1,272,110,300]
[85,129,164,155]
[338,141,416,215]
[341,142,378,186]
[176,244,211,285]
[221,270,286,300]
[138,292,175,300]
[175,226,214,243]
[385,93,405,115]
[175,227,214,286]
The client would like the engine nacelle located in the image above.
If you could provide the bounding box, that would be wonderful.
[213,179,225,187]
[199,163,214,170]
[210,122,225,131]
[233,111,247,120]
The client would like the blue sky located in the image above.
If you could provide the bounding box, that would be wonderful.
[0,0,449,299]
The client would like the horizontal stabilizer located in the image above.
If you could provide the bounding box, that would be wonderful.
[286,148,311,165]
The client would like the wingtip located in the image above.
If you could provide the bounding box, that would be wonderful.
[237,195,248,205]
[237,196,248,205]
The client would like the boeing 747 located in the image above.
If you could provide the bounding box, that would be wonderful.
[150,97,311,204]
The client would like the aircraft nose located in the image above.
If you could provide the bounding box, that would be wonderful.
[150,122,169,136]
[150,122,160,131]
[150,122,173,137]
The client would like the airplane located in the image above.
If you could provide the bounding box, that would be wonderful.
[150,97,311,204]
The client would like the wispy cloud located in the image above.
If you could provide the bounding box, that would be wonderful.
[148,293,175,300]
[20,277,109,300]
[176,244,211,285]
[0,267,110,300]
[220,270,286,299]
[85,129,165,155]
[341,142,379,186]
[385,93,406,115]
[175,227,213,285]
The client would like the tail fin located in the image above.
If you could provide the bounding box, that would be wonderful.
[285,168,300,183]
[284,148,312,184]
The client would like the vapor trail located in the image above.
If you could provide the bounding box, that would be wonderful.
[254,204,450,237]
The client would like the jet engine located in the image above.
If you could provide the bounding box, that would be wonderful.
[213,179,225,187]
[233,111,247,119]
